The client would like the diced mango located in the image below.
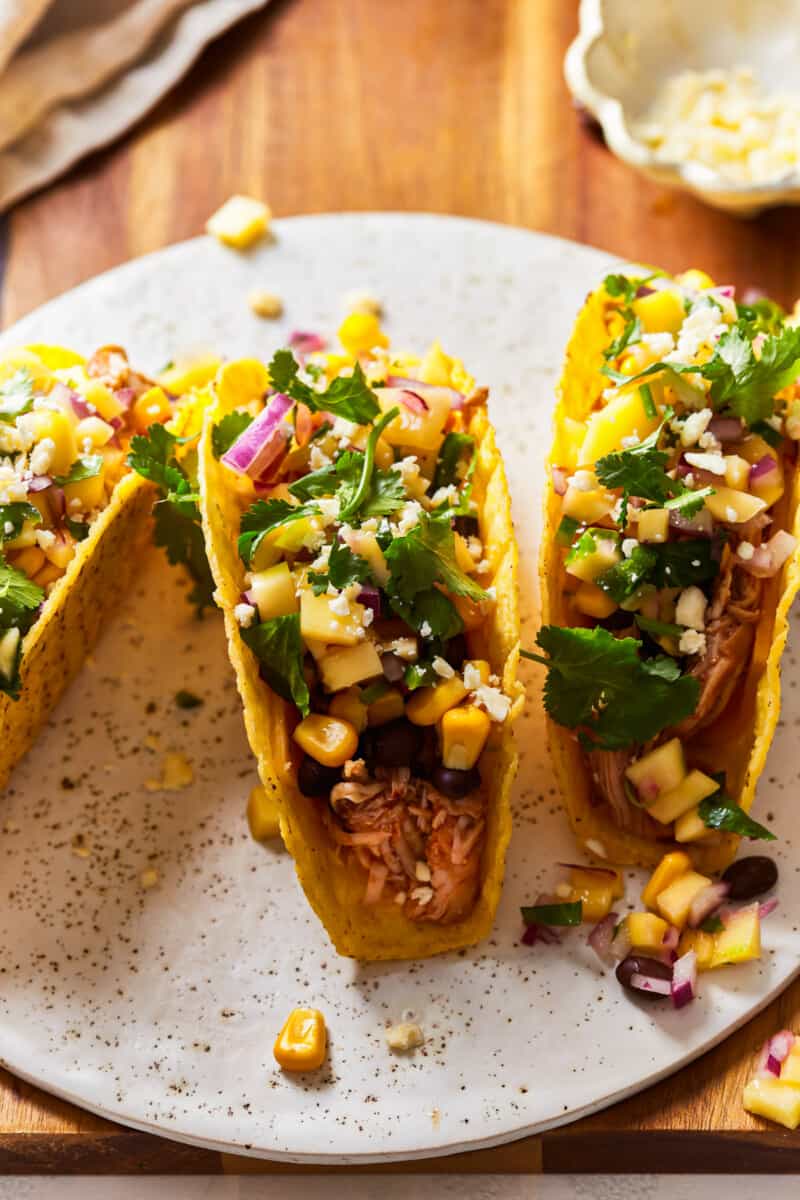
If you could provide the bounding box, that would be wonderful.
[656,870,712,930]
[724,454,751,491]
[637,508,669,543]
[678,928,716,971]
[554,416,587,473]
[343,528,389,586]
[743,1078,800,1130]
[626,738,686,804]
[674,805,713,843]
[74,416,115,448]
[273,1007,327,1072]
[407,675,468,725]
[751,465,784,509]
[10,545,45,578]
[247,784,281,841]
[329,686,368,733]
[647,769,720,826]
[632,288,686,335]
[454,532,477,574]
[158,354,222,396]
[293,713,358,767]
[132,386,172,433]
[705,486,767,525]
[339,311,389,356]
[579,386,662,465]
[206,195,271,249]
[711,904,761,967]
[561,486,615,524]
[318,642,383,692]
[26,344,85,370]
[23,410,77,477]
[565,532,621,584]
[368,687,405,726]
[440,704,491,770]
[63,467,106,511]
[450,591,487,632]
[216,358,271,409]
[573,581,618,619]
[0,627,20,684]
[81,379,125,422]
[738,434,778,466]
[377,386,450,452]
[676,269,715,291]
[780,1045,800,1085]
[249,563,298,622]
[642,850,692,910]
[300,589,366,646]
[625,911,670,955]
[373,436,395,471]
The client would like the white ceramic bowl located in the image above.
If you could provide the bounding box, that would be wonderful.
[566,0,800,215]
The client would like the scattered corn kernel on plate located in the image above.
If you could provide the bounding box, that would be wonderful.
[0,214,799,1162]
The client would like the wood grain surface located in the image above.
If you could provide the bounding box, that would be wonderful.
[2,0,800,1175]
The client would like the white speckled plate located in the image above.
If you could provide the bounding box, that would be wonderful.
[0,215,798,1164]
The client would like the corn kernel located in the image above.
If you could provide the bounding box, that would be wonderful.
[406,675,468,725]
[273,1008,327,1072]
[206,195,271,249]
[132,387,172,434]
[386,1021,425,1052]
[248,289,283,319]
[440,704,491,770]
[293,713,358,767]
[328,686,368,733]
[368,687,405,726]
[247,784,281,841]
[158,355,222,396]
[677,269,715,291]
[338,311,389,356]
[216,358,271,410]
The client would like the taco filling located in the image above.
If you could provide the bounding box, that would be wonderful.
[0,343,173,698]
[205,322,519,926]
[536,270,800,855]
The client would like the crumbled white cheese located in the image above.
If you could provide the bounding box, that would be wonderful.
[698,430,721,452]
[389,637,418,660]
[3,521,13,535]
[247,288,283,319]
[684,451,726,475]
[316,496,341,526]
[234,602,256,628]
[432,656,454,679]
[567,469,595,493]
[463,662,482,691]
[419,621,432,639]
[667,301,726,365]
[675,585,707,631]
[30,437,55,477]
[394,890,407,906]
[467,536,483,561]
[362,607,374,627]
[475,558,490,575]
[331,416,359,443]
[309,443,332,470]
[680,408,713,448]
[35,528,56,550]
[679,629,707,657]
[385,1021,425,1052]
[415,861,432,882]
[737,540,755,561]
[429,484,460,508]
[410,885,433,906]
[621,537,639,558]
[473,684,511,723]
[633,66,800,186]
[725,506,738,523]
[395,500,423,534]
[329,592,351,617]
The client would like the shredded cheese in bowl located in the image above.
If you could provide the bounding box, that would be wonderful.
[633,67,800,185]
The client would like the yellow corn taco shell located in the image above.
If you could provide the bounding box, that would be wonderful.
[541,284,800,873]
[199,370,523,960]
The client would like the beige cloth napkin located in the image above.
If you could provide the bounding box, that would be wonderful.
[0,0,270,212]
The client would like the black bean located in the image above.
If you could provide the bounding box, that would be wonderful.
[297,755,341,797]
[369,719,422,768]
[615,955,672,1000]
[415,729,439,780]
[453,514,479,538]
[444,633,469,669]
[722,856,778,901]
[432,764,480,798]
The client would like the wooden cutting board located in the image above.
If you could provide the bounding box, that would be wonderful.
[2,0,800,1174]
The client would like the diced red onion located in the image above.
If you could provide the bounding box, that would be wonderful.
[750,455,779,485]
[27,475,52,492]
[115,387,136,410]
[759,898,779,921]
[70,394,94,421]
[398,390,429,415]
[766,1030,795,1077]
[587,912,619,966]
[552,466,568,496]
[669,508,713,537]
[741,286,767,305]
[660,923,680,965]
[557,862,619,878]
[629,972,672,996]
[753,333,767,355]
[635,284,656,298]
[739,530,797,579]
[49,487,65,520]
[671,949,697,1009]
[521,922,561,947]
[221,393,294,478]
[381,652,405,684]
[713,285,735,299]
[707,417,744,444]
[386,375,465,409]
[609,921,632,962]
[688,881,730,929]
[357,585,382,618]
[289,331,327,357]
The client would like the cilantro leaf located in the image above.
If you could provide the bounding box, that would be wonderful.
[433,432,475,491]
[521,901,583,927]
[0,557,44,626]
[389,588,463,641]
[360,468,406,517]
[604,314,641,361]
[0,502,41,541]
[54,454,103,486]
[603,274,638,304]
[736,297,785,335]
[338,405,400,521]
[698,782,776,841]
[635,614,685,639]
[240,613,310,716]
[385,512,487,606]
[595,419,670,502]
[0,369,34,423]
[238,499,320,567]
[266,350,380,424]
[212,411,253,459]
[597,545,657,603]
[651,538,719,588]
[529,625,700,751]
[65,518,90,542]
[307,538,370,594]
[288,452,358,502]
[663,487,714,518]
[700,915,725,933]
[128,425,188,494]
